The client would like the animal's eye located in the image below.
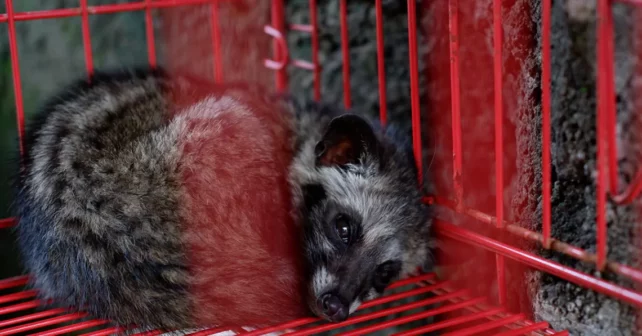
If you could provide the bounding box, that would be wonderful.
[333,214,351,244]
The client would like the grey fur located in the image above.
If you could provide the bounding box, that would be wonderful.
[14,68,433,330]
[287,100,432,321]
[14,68,193,330]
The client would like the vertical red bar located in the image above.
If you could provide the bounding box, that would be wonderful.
[80,0,94,77]
[542,0,552,249]
[448,0,463,205]
[210,0,224,82]
[310,0,321,100]
[145,0,157,68]
[605,1,618,194]
[493,0,506,306]
[375,0,387,125]
[595,0,611,271]
[5,0,25,155]
[272,0,288,91]
[339,0,351,108]
[407,0,423,183]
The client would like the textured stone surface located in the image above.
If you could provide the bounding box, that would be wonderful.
[525,1,641,335]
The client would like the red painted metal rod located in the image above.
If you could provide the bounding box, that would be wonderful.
[4,0,25,156]
[0,301,40,316]
[441,313,526,336]
[79,0,94,77]
[210,0,223,82]
[80,327,126,336]
[0,218,14,229]
[0,290,37,305]
[0,313,88,336]
[309,0,321,101]
[435,221,642,307]
[144,0,157,68]
[431,196,642,284]
[493,321,550,336]
[32,320,109,336]
[595,0,613,271]
[241,273,438,335]
[285,289,468,336]
[0,0,222,22]
[337,297,487,336]
[0,309,66,329]
[493,0,506,306]
[375,0,388,125]
[0,275,28,290]
[393,308,505,336]
[448,0,464,205]
[407,0,423,184]
[541,0,553,250]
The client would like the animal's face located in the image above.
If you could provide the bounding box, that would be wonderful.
[299,115,429,322]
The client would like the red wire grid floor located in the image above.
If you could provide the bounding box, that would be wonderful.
[0,273,565,336]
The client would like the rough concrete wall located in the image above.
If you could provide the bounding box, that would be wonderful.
[523,1,641,335]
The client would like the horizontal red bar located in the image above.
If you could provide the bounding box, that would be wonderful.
[0,276,28,290]
[287,287,467,336]
[0,218,15,229]
[388,273,436,289]
[441,313,525,336]
[0,301,39,316]
[435,221,642,307]
[32,320,109,336]
[430,197,642,284]
[394,308,504,336]
[0,290,36,305]
[243,273,440,335]
[337,297,487,336]
[0,0,218,22]
[79,327,125,336]
[0,309,66,329]
[0,313,87,336]
[493,321,550,336]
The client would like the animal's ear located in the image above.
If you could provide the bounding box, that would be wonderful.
[314,114,382,167]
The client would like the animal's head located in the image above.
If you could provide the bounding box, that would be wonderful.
[294,114,431,322]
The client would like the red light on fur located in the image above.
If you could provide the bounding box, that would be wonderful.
[177,85,308,328]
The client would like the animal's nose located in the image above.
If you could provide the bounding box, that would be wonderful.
[319,293,348,322]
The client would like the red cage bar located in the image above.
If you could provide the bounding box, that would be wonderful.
[492,0,507,307]
[448,0,464,207]
[1,0,642,334]
[339,0,351,108]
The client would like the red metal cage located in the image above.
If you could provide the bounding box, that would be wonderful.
[1,0,641,335]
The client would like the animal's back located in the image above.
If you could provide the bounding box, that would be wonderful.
[15,69,193,328]
[14,69,307,330]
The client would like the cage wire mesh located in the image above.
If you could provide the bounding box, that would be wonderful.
[1,0,642,335]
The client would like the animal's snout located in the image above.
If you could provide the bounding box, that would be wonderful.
[318,293,348,322]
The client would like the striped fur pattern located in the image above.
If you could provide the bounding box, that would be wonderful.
[13,67,433,330]
[13,68,306,330]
